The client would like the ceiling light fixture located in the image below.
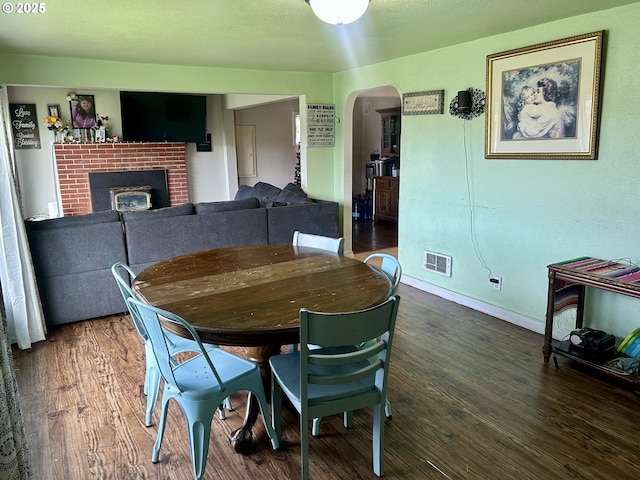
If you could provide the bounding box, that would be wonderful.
[305,0,370,25]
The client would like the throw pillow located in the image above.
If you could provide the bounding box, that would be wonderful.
[235,185,256,200]
[276,183,314,205]
[254,182,283,206]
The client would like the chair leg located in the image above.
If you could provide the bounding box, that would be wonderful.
[216,396,234,419]
[251,384,280,450]
[312,417,321,436]
[372,403,385,477]
[385,396,392,419]
[300,410,310,480]
[152,389,171,463]
[182,402,216,480]
[145,356,161,427]
[271,375,283,442]
[143,362,150,396]
[343,411,353,429]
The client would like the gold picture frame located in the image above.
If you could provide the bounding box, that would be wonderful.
[485,31,604,160]
[402,90,444,115]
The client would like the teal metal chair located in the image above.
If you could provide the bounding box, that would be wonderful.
[364,253,402,293]
[127,297,279,480]
[270,296,400,479]
[111,262,231,427]
[292,230,345,255]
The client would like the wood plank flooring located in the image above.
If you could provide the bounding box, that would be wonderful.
[13,261,640,479]
[352,220,397,253]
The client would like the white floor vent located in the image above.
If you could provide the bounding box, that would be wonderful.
[423,251,452,277]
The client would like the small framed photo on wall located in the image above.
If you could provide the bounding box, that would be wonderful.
[47,104,61,118]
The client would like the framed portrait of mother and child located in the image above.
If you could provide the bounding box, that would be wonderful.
[485,30,604,160]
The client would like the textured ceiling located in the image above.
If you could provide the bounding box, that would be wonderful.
[0,0,636,73]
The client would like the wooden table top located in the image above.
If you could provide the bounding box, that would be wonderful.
[133,244,392,346]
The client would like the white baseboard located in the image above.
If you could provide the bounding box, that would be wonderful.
[400,275,570,341]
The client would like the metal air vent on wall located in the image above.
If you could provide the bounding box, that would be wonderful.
[423,250,452,277]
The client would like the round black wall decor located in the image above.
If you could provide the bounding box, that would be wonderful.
[449,88,486,120]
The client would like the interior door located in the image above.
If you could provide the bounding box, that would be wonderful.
[235,125,257,178]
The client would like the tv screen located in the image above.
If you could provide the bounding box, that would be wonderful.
[120,91,207,143]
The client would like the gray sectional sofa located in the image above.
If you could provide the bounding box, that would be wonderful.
[26,182,340,327]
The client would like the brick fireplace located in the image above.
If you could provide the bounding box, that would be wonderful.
[53,142,188,216]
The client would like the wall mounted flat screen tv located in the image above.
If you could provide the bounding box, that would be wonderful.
[120,91,207,143]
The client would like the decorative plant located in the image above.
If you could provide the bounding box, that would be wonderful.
[44,116,70,134]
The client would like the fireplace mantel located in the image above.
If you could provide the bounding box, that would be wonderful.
[53,142,188,216]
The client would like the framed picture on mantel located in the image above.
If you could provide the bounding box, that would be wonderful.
[69,94,97,129]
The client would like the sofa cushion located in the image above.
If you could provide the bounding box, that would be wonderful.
[275,183,314,205]
[234,185,256,200]
[253,182,283,207]
[254,182,282,200]
[195,197,260,214]
[121,203,195,222]
[27,221,127,276]
[37,270,127,325]
[124,208,268,271]
[25,210,120,231]
[266,200,340,245]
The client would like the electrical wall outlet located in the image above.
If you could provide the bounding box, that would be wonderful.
[490,276,502,291]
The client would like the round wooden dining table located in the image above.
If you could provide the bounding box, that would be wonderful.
[133,243,392,454]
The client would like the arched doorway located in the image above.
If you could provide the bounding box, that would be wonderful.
[343,86,400,254]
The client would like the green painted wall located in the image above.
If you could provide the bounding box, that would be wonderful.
[334,3,640,335]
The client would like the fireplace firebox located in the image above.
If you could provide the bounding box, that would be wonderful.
[88,170,169,213]
[110,186,153,211]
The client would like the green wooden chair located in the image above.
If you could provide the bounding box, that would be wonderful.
[310,253,401,435]
[270,296,400,479]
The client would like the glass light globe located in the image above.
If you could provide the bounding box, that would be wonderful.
[308,0,370,25]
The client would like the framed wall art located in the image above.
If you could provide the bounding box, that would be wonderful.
[47,104,61,118]
[69,94,97,129]
[9,103,41,149]
[402,90,444,115]
[485,30,604,160]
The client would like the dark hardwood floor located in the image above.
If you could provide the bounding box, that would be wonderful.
[352,219,397,253]
[13,281,640,479]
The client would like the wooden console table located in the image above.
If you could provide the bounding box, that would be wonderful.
[543,256,640,391]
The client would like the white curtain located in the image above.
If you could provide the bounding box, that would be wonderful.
[0,86,46,349]
[0,292,33,479]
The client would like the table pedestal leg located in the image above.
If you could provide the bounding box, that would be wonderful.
[227,344,282,454]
